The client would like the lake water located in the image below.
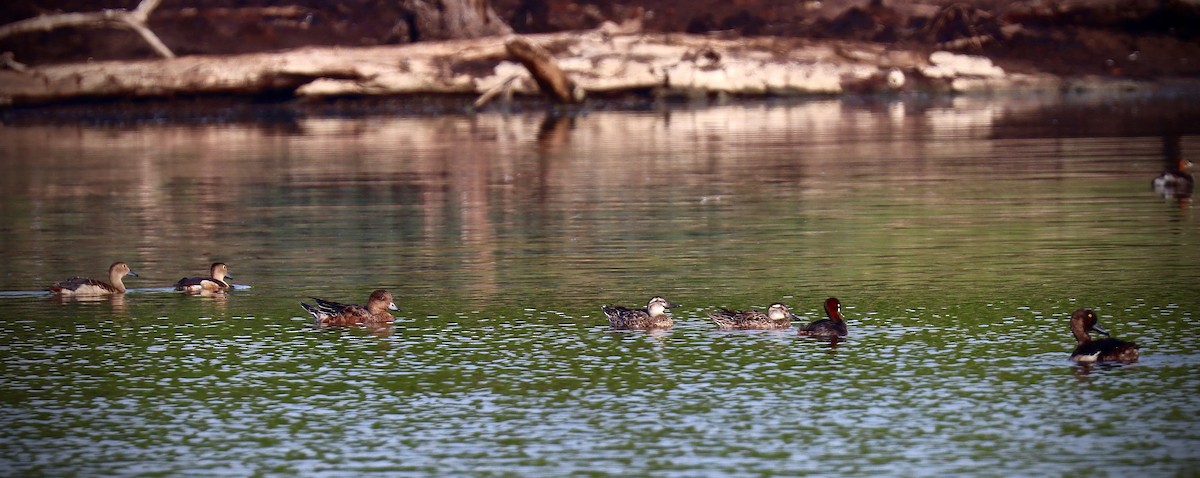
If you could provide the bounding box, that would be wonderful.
[1,93,1199,476]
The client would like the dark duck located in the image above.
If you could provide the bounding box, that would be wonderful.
[1068,308,1139,364]
[797,297,848,338]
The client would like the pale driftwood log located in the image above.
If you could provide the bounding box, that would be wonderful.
[504,37,583,104]
[0,26,1068,107]
[473,74,519,108]
[0,0,174,59]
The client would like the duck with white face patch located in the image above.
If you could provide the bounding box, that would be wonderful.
[602,296,680,330]
[708,303,797,330]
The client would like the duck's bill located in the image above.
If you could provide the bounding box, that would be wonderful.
[1092,324,1111,336]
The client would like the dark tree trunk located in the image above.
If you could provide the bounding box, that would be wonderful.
[400,0,512,41]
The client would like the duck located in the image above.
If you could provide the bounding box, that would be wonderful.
[1152,158,1193,198]
[708,303,796,330]
[1068,308,1139,363]
[797,297,848,337]
[602,296,679,330]
[48,261,138,296]
[301,289,399,326]
[174,262,233,293]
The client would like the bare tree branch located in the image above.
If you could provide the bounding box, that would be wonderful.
[505,37,583,104]
[0,0,174,59]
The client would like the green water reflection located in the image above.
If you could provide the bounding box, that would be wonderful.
[1,96,1198,475]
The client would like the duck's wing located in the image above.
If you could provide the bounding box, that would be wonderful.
[50,276,110,292]
[1093,338,1140,362]
[312,297,357,315]
[300,302,327,319]
[710,309,765,328]
[174,276,209,290]
[177,276,230,289]
[603,305,644,319]
[798,318,843,336]
[325,304,372,325]
[602,305,649,327]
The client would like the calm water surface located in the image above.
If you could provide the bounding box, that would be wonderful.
[2,94,1199,476]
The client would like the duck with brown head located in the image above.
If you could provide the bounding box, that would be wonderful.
[708,303,796,330]
[797,297,848,337]
[174,262,233,293]
[602,296,680,330]
[301,289,399,326]
[1069,308,1139,363]
[48,261,138,296]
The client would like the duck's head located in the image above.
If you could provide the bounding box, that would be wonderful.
[767,303,793,321]
[1070,308,1109,338]
[370,289,400,311]
[209,262,231,280]
[647,296,680,316]
[109,261,137,278]
[824,297,842,320]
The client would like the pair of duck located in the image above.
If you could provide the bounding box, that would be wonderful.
[602,296,848,337]
[48,262,234,295]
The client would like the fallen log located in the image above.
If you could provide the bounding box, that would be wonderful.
[0,25,1073,107]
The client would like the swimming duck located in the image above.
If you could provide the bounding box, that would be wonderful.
[1069,308,1139,363]
[301,289,399,326]
[174,262,233,293]
[48,261,138,296]
[602,296,679,330]
[708,303,796,330]
[1152,158,1193,198]
[797,297,848,337]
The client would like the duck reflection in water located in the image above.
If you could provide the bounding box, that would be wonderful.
[1068,308,1139,364]
[49,292,129,315]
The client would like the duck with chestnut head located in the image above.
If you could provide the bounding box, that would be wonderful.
[797,297,848,338]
